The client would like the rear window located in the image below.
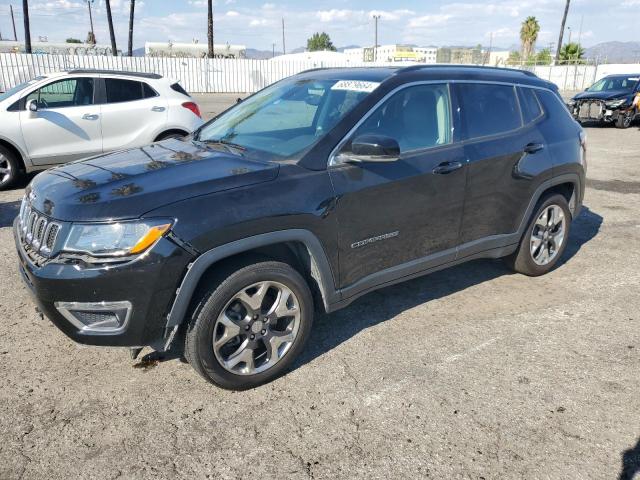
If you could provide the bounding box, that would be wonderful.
[105,78,156,103]
[457,83,522,139]
[170,82,190,98]
[518,87,543,124]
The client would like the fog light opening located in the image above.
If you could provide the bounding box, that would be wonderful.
[54,301,132,334]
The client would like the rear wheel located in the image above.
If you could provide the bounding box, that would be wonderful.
[155,131,187,141]
[504,194,571,276]
[184,261,313,390]
[0,145,22,191]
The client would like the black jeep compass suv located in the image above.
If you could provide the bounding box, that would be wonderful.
[15,66,586,389]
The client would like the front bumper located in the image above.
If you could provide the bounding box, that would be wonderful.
[14,217,194,348]
[571,100,629,122]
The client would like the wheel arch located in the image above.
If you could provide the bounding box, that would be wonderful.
[0,137,28,172]
[154,128,190,142]
[165,229,339,332]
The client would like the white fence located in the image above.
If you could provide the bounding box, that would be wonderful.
[1,53,639,93]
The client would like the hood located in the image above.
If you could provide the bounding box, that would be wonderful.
[573,90,633,101]
[27,138,279,221]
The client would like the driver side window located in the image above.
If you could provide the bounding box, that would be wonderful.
[26,78,94,109]
[348,83,451,154]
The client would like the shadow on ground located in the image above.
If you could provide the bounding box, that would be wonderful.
[295,206,603,370]
[0,200,21,228]
[620,437,640,480]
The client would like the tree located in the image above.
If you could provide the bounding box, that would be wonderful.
[506,51,522,65]
[557,42,585,65]
[207,0,214,58]
[127,0,135,56]
[22,0,31,53]
[533,48,552,65]
[66,38,82,44]
[556,0,571,63]
[307,32,336,52]
[520,16,540,60]
[105,0,117,56]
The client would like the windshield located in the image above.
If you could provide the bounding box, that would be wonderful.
[0,77,45,103]
[197,77,379,157]
[587,76,639,93]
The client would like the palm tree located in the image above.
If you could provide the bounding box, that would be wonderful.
[105,0,117,56]
[127,0,135,56]
[556,0,571,63]
[207,0,214,58]
[557,42,585,65]
[520,16,540,61]
[22,0,31,53]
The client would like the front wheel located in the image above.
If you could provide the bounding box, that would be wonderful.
[184,261,313,390]
[615,111,633,129]
[504,194,572,276]
[0,145,22,191]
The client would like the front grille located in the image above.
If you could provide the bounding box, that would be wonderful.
[18,198,61,257]
[578,100,604,120]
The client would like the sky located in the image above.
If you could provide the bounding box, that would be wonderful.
[0,0,637,52]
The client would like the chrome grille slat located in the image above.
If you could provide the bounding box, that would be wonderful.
[18,199,61,257]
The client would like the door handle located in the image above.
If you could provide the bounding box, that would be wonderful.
[524,143,544,154]
[433,161,463,175]
[151,106,166,112]
[82,114,99,120]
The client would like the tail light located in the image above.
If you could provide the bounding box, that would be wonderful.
[182,102,201,118]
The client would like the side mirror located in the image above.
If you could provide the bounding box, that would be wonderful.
[236,97,243,104]
[348,134,400,163]
[27,99,38,113]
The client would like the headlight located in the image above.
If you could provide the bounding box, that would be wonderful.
[63,219,172,257]
[604,99,626,108]
[567,99,576,107]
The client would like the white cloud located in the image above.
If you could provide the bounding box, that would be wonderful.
[408,14,452,29]
[226,10,239,17]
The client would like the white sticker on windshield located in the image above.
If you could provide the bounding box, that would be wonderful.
[331,80,380,93]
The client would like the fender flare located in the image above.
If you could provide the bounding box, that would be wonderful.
[516,172,583,236]
[165,229,339,329]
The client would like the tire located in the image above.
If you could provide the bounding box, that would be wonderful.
[155,131,186,141]
[0,145,22,191]
[504,193,572,276]
[184,261,314,390]
[615,111,633,129]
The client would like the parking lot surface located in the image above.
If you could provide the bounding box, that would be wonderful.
[0,106,639,479]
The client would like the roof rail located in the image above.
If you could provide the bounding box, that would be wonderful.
[67,69,163,79]
[396,64,537,77]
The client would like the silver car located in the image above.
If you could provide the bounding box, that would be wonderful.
[0,69,204,189]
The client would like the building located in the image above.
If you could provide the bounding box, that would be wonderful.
[0,40,119,56]
[343,45,438,64]
[436,47,483,65]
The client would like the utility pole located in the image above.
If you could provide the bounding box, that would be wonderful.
[373,14,380,62]
[484,31,493,65]
[127,0,135,56]
[555,0,570,63]
[272,42,275,58]
[105,0,117,56]
[22,0,31,53]
[281,18,286,55]
[86,0,96,44]
[11,5,18,41]
[207,0,214,58]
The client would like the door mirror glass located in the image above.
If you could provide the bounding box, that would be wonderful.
[27,99,38,112]
[348,134,400,162]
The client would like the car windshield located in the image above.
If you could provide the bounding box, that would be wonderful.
[0,77,45,103]
[587,76,639,92]
[196,77,379,157]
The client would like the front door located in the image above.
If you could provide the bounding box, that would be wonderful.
[329,83,467,290]
[19,77,102,165]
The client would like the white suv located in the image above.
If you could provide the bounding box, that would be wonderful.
[0,70,204,189]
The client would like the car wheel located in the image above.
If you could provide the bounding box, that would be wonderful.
[184,261,313,390]
[0,145,22,191]
[615,111,633,129]
[156,131,186,141]
[504,194,572,276]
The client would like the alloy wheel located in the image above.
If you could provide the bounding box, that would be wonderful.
[530,205,566,266]
[0,153,12,186]
[212,281,301,375]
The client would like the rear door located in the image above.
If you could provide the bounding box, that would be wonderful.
[455,82,553,247]
[329,82,467,289]
[98,77,168,152]
[19,76,102,165]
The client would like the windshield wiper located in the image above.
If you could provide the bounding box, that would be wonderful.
[201,138,246,152]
